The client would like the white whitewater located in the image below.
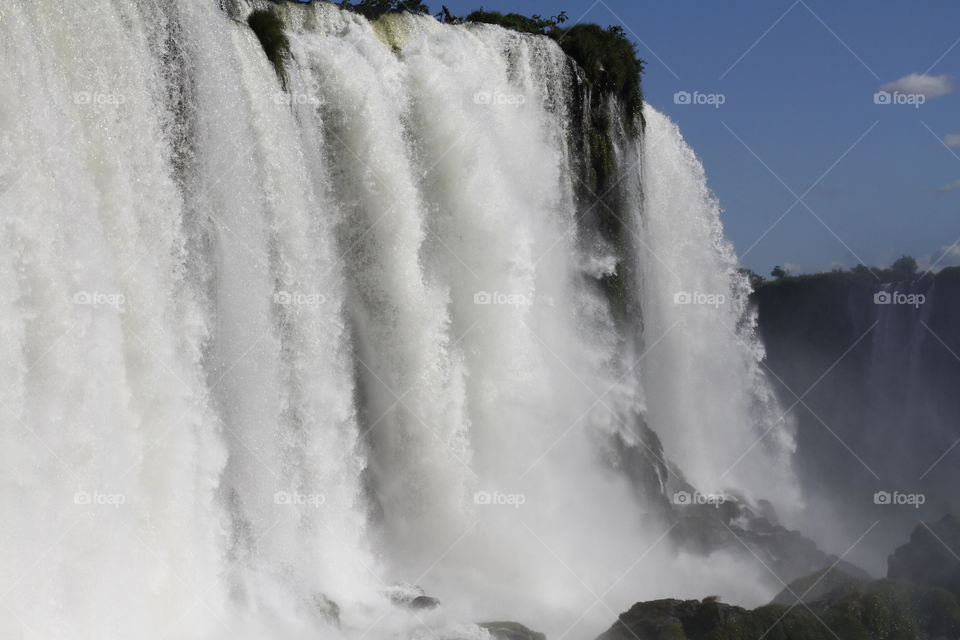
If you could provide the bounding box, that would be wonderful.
[638,110,798,505]
[0,2,793,639]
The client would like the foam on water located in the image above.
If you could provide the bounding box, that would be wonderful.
[0,3,794,638]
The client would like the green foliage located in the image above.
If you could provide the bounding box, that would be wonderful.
[340,0,431,19]
[890,255,919,281]
[554,24,644,127]
[248,9,290,85]
[465,10,644,134]
[756,255,929,289]
[464,9,567,34]
[589,125,617,194]
[738,268,766,288]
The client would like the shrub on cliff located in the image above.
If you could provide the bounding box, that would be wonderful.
[340,0,431,18]
[464,10,567,35]
[465,10,645,129]
[553,24,644,124]
[248,9,289,85]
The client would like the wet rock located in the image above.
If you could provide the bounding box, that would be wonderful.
[888,514,960,598]
[479,621,546,640]
[384,583,441,610]
[409,595,440,610]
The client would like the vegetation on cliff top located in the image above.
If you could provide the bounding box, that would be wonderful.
[248,9,290,85]
[465,10,645,129]
[749,255,960,290]
[338,0,431,18]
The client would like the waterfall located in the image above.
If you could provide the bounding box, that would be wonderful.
[755,272,960,572]
[0,2,795,638]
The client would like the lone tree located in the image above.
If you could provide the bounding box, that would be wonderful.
[771,265,787,279]
[890,255,918,281]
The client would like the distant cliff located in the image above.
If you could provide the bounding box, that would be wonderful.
[752,267,960,569]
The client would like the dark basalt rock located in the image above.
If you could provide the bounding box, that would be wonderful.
[600,518,960,640]
[313,593,341,626]
[599,573,960,640]
[596,598,748,640]
[479,621,546,640]
[384,583,442,611]
[409,595,440,610]
[889,514,960,599]
[670,497,870,586]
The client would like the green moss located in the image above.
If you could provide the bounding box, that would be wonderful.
[371,12,411,52]
[589,127,616,192]
[248,9,290,86]
[600,265,627,322]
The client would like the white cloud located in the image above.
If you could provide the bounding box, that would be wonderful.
[783,262,805,275]
[936,179,960,193]
[879,73,954,98]
[918,245,960,273]
[945,133,960,148]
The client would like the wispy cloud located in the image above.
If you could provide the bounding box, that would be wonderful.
[935,179,960,193]
[918,245,960,273]
[880,73,954,98]
[945,133,960,148]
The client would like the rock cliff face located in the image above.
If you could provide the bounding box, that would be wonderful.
[597,516,960,640]
[889,514,960,599]
[752,268,960,569]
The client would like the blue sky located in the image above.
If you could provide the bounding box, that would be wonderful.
[440,0,960,275]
